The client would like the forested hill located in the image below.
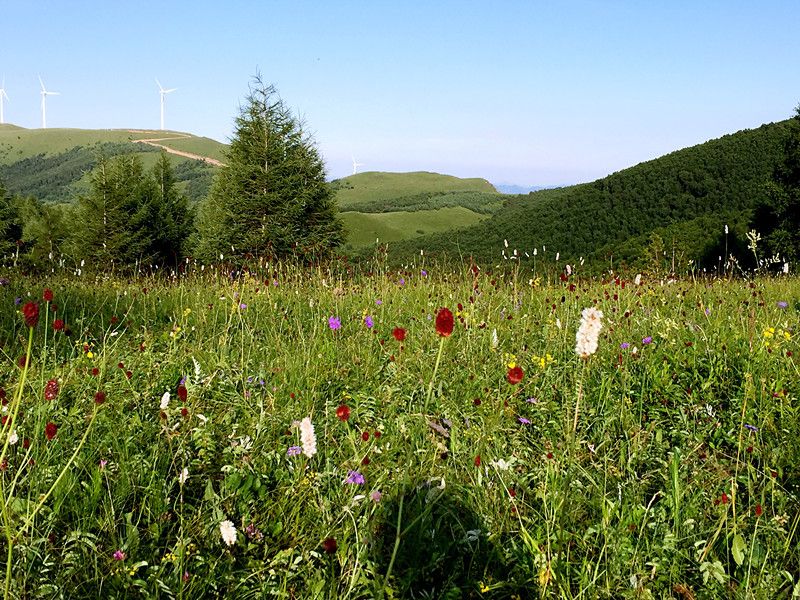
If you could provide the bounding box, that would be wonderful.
[384,120,791,269]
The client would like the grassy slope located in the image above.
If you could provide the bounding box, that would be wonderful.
[333,171,496,209]
[385,120,790,267]
[340,206,490,248]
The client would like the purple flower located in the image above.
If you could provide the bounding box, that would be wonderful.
[744,424,758,432]
[239,303,247,310]
[705,308,711,316]
[113,550,126,561]
[398,278,405,286]
[518,417,531,425]
[287,446,302,457]
[99,459,108,469]
[344,470,365,485]
[375,299,382,305]
[328,316,341,330]
[526,397,538,404]
[777,301,788,309]
[370,490,382,503]
[642,336,653,345]
[364,315,374,328]
[0,277,9,287]
[14,297,21,306]
[421,270,428,277]
[620,342,630,350]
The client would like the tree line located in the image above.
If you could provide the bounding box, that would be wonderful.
[0,77,344,271]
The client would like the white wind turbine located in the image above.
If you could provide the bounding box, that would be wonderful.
[352,156,364,175]
[39,76,59,129]
[156,79,177,130]
[0,77,8,125]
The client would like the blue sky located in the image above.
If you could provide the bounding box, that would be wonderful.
[3,1,799,185]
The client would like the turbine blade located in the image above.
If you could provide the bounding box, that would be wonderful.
[156,78,163,91]
[39,75,46,91]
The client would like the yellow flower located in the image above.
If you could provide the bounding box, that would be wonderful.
[86,351,94,359]
[480,582,490,593]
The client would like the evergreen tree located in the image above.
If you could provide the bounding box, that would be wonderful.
[753,105,800,262]
[150,151,193,266]
[0,179,22,258]
[195,76,343,262]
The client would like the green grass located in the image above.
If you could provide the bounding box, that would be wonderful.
[333,171,497,209]
[0,126,226,165]
[0,263,798,598]
[340,206,490,248]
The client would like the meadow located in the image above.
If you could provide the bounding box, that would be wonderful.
[0,262,798,599]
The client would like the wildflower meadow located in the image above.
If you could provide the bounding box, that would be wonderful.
[0,263,798,598]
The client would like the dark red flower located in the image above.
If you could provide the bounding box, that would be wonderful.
[508,488,516,498]
[177,385,187,402]
[94,391,106,405]
[506,366,524,385]
[125,370,132,379]
[44,379,59,400]
[392,327,406,342]
[336,405,351,421]
[22,302,39,328]
[91,367,100,376]
[373,431,381,439]
[474,455,481,467]
[45,422,58,441]
[361,456,370,466]
[43,288,54,302]
[361,430,370,442]
[18,355,29,368]
[755,504,763,517]
[181,407,189,418]
[52,319,65,331]
[321,537,337,554]
[720,492,729,505]
[435,308,454,337]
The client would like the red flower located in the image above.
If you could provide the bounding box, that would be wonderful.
[755,504,763,517]
[94,391,106,405]
[720,492,729,505]
[44,379,59,400]
[181,407,189,418]
[392,327,406,342]
[177,385,188,402]
[474,455,481,467]
[435,308,454,337]
[52,319,65,331]
[321,537,337,554]
[22,302,39,328]
[373,430,381,439]
[336,405,351,421]
[45,422,58,441]
[506,366,524,385]
[91,367,100,376]
[361,430,370,442]
[43,288,54,302]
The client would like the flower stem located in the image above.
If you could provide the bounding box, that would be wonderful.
[424,336,446,414]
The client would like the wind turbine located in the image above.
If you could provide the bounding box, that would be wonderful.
[0,77,8,125]
[39,76,59,129]
[156,79,177,130]
[352,156,364,175]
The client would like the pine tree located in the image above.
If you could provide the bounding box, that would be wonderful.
[0,179,22,258]
[150,151,193,266]
[195,76,343,262]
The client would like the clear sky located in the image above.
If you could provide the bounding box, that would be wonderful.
[2,1,799,185]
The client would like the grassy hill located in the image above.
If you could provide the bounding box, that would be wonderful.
[333,171,502,249]
[0,125,225,204]
[382,120,791,269]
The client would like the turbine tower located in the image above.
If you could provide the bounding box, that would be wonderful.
[39,76,59,129]
[352,156,364,175]
[0,77,8,125]
[156,79,177,130]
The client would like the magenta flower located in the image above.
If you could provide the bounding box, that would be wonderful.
[328,316,341,330]
[113,550,126,561]
[364,315,374,328]
[642,336,653,345]
[518,417,531,425]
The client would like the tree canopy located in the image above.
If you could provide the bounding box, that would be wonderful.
[195,76,343,262]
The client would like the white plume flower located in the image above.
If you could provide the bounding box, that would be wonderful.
[220,520,237,546]
[575,307,604,359]
[300,417,317,458]
[160,392,170,410]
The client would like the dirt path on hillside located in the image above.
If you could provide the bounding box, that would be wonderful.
[128,131,226,167]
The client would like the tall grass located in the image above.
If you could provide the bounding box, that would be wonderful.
[0,264,797,598]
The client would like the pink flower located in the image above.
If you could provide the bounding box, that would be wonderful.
[113,550,126,561]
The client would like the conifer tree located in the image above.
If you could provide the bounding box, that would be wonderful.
[151,151,193,266]
[195,76,343,262]
[0,179,22,257]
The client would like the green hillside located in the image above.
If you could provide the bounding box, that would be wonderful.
[384,120,791,269]
[332,171,496,208]
[0,126,226,203]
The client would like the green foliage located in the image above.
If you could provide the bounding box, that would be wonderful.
[194,77,343,262]
[70,152,192,268]
[342,190,503,215]
[0,177,22,256]
[753,105,800,262]
[385,120,791,267]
